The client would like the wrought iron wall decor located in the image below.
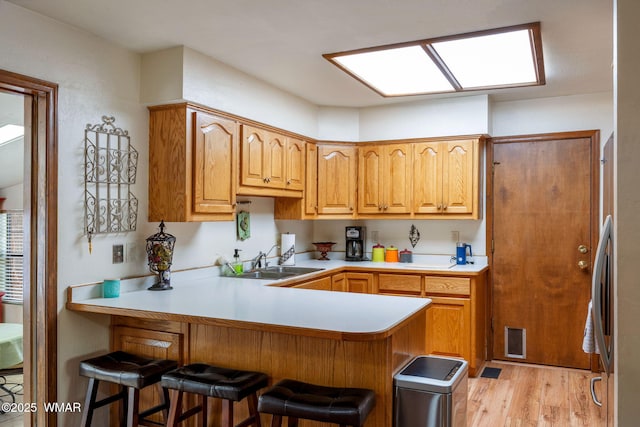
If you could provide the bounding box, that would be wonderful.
[84,116,138,250]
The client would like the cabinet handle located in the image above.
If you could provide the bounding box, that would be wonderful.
[443,205,448,211]
[263,177,268,183]
[349,206,354,211]
[287,180,291,185]
[437,204,442,210]
[378,205,383,210]
[384,204,388,210]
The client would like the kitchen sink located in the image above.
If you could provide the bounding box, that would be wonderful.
[233,266,324,280]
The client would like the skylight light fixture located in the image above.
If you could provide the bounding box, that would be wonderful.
[323,22,544,98]
[0,124,24,147]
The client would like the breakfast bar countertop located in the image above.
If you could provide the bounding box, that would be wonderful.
[66,270,430,341]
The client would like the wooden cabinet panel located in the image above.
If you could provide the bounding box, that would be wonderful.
[331,273,346,292]
[294,276,332,290]
[413,141,442,214]
[442,140,475,214]
[425,276,470,296]
[148,104,238,222]
[345,272,373,294]
[413,138,480,218]
[357,144,411,215]
[425,296,471,361]
[112,325,185,426]
[274,142,317,219]
[286,137,305,191]
[317,144,357,216]
[240,124,304,196]
[193,111,237,214]
[377,274,422,296]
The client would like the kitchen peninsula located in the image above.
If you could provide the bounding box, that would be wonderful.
[67,269,430,427]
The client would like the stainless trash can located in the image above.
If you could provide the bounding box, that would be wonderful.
[394,355,468,427]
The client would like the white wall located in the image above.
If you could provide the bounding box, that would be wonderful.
[491,92,613,142]
[0,182,23,210]
[359,95,490,140]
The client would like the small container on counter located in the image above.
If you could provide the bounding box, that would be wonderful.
[385,246,399,263]
[372,244,385,262]
[399,248,413,263]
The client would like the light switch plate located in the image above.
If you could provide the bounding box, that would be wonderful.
[112,244,124,264]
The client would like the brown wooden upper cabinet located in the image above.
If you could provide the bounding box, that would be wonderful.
[413,139,480,219]
[316,144,357,217]
[148,103,238,222]
[238,124,305,197]
[357,143,412,215]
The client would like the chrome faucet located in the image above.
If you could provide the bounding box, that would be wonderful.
[250,244,280,270]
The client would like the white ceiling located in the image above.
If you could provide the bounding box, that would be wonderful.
[7,0,613,108]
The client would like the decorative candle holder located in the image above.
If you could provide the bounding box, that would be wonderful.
[312,242,336,261]
[146,220,175,291]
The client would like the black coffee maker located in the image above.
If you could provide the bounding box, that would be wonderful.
[345,226,367,261]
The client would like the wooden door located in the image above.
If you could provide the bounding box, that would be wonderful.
[425,296,471,360]
[413,141,442,214]
[317,145,357,215]
[442,140,474,214]
[192,111,237,214]
[240,125,267,188]
[490,132,598,369]
[345,272,373,293]
[385,144,412,213]
[357,145,383,214]
[285,137,305,191]
[265,132,286,188]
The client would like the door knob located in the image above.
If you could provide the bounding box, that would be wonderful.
[578,260,589,270]
[578,245,588,254]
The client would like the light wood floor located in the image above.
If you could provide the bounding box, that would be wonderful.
[468,361,606,426]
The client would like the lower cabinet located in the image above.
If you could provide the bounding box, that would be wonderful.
[111,318,187,426]
[331,272,373,293]
[294,276,332,290]
[424,296,471,360]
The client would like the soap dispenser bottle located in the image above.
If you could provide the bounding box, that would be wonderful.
[233,249,243,273]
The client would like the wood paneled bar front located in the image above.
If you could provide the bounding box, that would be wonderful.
[67,277,428,427]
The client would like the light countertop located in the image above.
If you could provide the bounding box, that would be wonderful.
[67,254,487,340]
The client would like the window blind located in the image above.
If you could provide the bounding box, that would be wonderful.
[0,210,24,303]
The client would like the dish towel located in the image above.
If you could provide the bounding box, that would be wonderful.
[582,300,600,354]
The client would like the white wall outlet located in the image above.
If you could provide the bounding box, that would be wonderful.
[126,242,139,263]
[371,230,379,244]
[451,231,460,242]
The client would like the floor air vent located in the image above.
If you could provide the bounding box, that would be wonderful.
[505,327,526,359]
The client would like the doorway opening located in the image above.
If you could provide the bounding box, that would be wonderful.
[0,69,58,427]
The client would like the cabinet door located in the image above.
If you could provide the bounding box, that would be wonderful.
[241,125,269,188]
[331,273,346,292]
[413,142,442,214]
[305,143,318,216]
[112,326,184,425]
[193,111,237,214]
[345,272,373,294]
[294,276,332,290]
[384,144,412,213]
[441,140,474,214]
[317,145,357,215]
[358,145,384,214]
[286,137,305,191]
[425,296,471,361]
[265,132,286,188]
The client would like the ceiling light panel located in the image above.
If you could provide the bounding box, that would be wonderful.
[432,29,537,88]
[324,22,544,98]
[333,46,455,96]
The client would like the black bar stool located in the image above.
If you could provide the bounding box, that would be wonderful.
[79,350,178,427]
[257,379,376,427]
[161,363,269,427]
